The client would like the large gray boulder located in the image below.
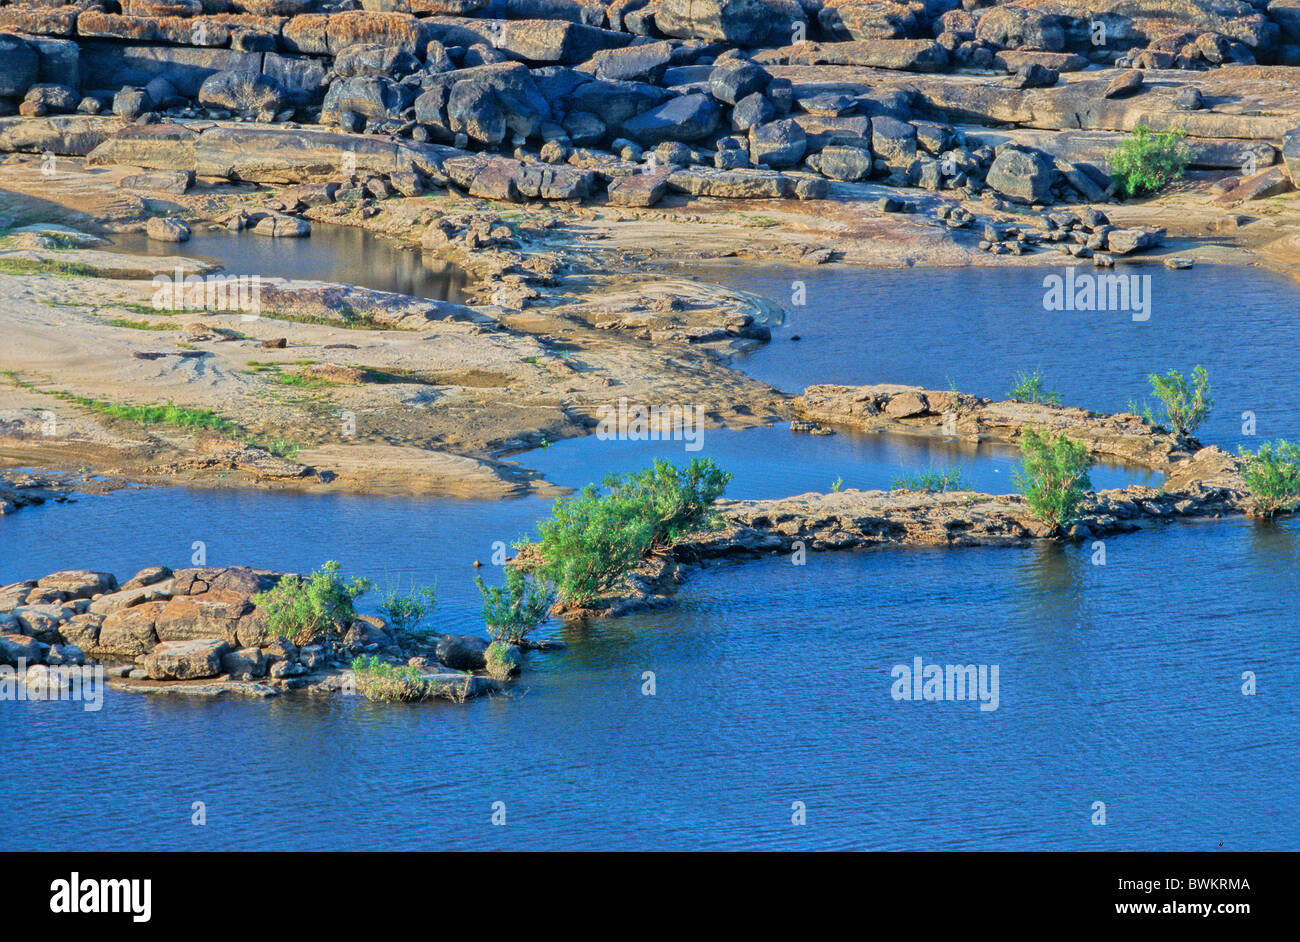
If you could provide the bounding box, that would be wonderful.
[870,116,917,166]
[656,0,806,47]
[985,147,1056,203]
[144,639,230,681]
[199,70,289,121]
[749,118,807,168]
[436,634,489,671]
[0,34,38,100]
[620,93,719,144]
[321,76,412,124]
[707,61,769,104]
[974,7,1065,53]
[587,41,674,83]
[815,144,874,181]
[1283,128,1300,187]
[333,43,420,78]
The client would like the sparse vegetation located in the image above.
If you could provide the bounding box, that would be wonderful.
[1239,440,1300,518]
[890,467,967,493]
[1012,428,1095,535]
[1007,368,1062,406]
[0,256,100,278]
[377,580,438,637]
[1148,365,1212,437]
[530,458,731,607]
[475,568,555,644]
[1109,125,1192,198]
[252,560,373,646]
[105,318,177,331]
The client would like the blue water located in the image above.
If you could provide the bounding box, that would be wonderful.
[513,423,1159,498]
[2,262,1297,851]
[1,489,1297,850]
[704,262,1300,450]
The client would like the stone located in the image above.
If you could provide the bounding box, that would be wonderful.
[656,0,806,47]
[47,644,85,667]
[0,33,38,99]
[251,212,311,237]
[0,632,43,667]
[321,76,412,125]
[975,6,1065,52]
[1283,128,1300,187]
[621,93,719,145]
[145,217,190,243]
[731,92,774,132]
[708,62,769,104]
[199,71,289,122]
[606,166,672,206]
[870,116,916,166]
[113,87,150,121]
[153,589,252,644]
[60,614,103,650]
[485,641,522,680]
[435,634,489,671]
[334,43,420,78]
[15,605,71,643]
[985,148,1056,204]
[749,119,806,168]
[36,570,117,600]
[21,84,78,116]
[144,639,231,681]
[588,41,674,83]
[97,601,166,656]
[1104,70,1144,99]
[816,144,874,181]
[221,646,267,680]
[120,170,195,195]
[1105,227,1165,255]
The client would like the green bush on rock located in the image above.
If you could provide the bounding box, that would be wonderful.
[475,567,556,644]
[1013,428,1095,535]
[350,655,429,703]
[377,580,438,638]
[1007,368,1062,406]
[531,458,732,607]
[1148,365,1212,437]
[252,560,373,645]
[1109,125,1191,198]
[1239,440,1300,518]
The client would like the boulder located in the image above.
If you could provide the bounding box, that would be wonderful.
[870,115,916,166]
[1103,69,1143,99]
[607,166,673,206]
[446,79,507,144]
[144,639,231,681]
[975,6,1065,52]
[145,217,191,243]
[321,75,411,124]
[731,92,775,132]
[667,166,798,198]
[435,634,489,670]
[620,93,719,145]
[0,632,43,667]
[97,601,166,656]
[333,43,420,78]
[36,570,117,600]
[749,118,807,168]
[985,147,1056,203]
[587,41,674,83]
[153,589,253,644]
[818,0,921,41]
[199,71,289,122]
[0,33,38,99]
[1105,226,1165,254]
[14,605,70,643]
[707,61,769,104]
[1283,128,1300,187]
[20,84,79,117]
[656,0,806,47]
[485,641,522,680]
[221,646,267,679]
[815,144,874,181]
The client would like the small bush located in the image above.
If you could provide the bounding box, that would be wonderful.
[475,568,555,644]
[484,641,522,680]
[252,560,373,645]
[1239,440,1300,518]
[890,467,967,493]
[532,458,732,607]
[1148,365,1212,437]
[1012,428,1095,534]
[1109,125,1191,198]
[1007,368,1062,406]
[350,655,429,703]
[377,580,438,637]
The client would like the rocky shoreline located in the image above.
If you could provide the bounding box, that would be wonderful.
[0,564,535,700]
[552,385,1253,620]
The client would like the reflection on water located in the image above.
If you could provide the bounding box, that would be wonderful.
[0,489,1297,851]
[110,221,470,304]
[512,422,1161,499]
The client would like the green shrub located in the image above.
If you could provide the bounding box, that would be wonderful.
[1109,125,1192,198]
[1148,365,1212,437]
[1007,368,1062,406]
[1239,440,1300,518]
[350,655,429,703]
[1012,428,1095,534]
[484,641,522,680]
[377,581,438,637]
[890,467,967,493]
[252,560,373,645]
[475,568,555,644]
[532,458,732,607]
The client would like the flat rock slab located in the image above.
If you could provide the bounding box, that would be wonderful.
[143,638,230,680]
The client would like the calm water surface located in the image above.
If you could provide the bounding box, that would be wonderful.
[2,263,1296,850]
